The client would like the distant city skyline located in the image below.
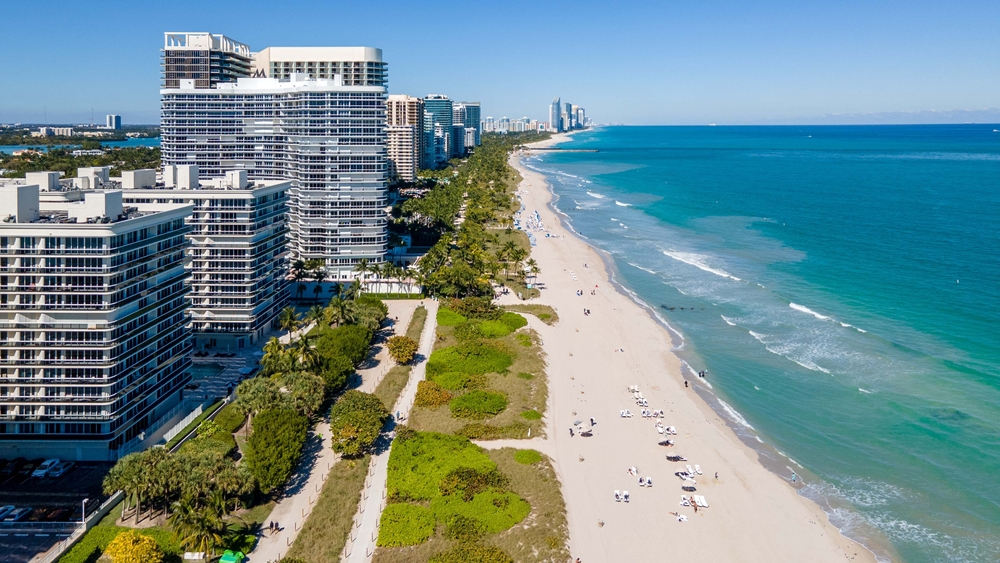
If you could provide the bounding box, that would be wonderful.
[2,1,1000,125]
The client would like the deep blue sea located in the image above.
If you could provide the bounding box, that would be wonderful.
[526,125,1000,563]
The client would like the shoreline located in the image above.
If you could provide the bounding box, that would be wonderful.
[508,131,881,562]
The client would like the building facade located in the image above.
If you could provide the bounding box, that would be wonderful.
[106,115,122,130]
[160,71,388,278]
[162,32,251,89]
[455,102,481,148]
[0,182,193,461]
[117,167,291,350]
[251,47,387,87]
[550,97,562,132]
[423,95,453,167]
[386,95,424,182]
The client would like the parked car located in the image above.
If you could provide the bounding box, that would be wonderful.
[0,458,25,476]
[45,508,70,521]
[28,508,51,521]
[0,506,15,520]
[18,459,44,477]
[48,461,75,478]
[3,507,32,522]
[31,459,60,478]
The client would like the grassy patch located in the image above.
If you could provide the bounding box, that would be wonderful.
[430,490,529,533]
[516,372,535,380]
[375,366,411,410]
[362,292,426,300]
[57,501,182,563]
[456,423,530,440]
[514,449,542,465]
[387,432,497,502]
[503,304,558,325]
[426,342,512,378]
[430,545,513,563]
[449,390,508,419]
[286,455,368,562]
[164,399,223,450]
[406,306,428,341]
[377,503,436,547]
[520,409,542,420]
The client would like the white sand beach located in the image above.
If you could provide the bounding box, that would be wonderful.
[505,133,877,562]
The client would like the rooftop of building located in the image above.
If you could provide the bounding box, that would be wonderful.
[163,32,251,57]
[253,46,384,63]
[163,73,385,93]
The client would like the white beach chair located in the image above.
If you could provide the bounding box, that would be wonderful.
[695,465,703,475]
[625,410,633,418]
[615,490,621,502]
[620,410,625,418]
[646,477,653,487]
[680,495,690,507]
[686,464,694,475]
[677,514,688,522]
[623,491,630,503]
[696,495,709,508]
[638,477,645,487]
[656,426,664,434]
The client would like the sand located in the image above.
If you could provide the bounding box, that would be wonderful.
[504,133,877,562]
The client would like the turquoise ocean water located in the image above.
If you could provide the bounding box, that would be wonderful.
[525,125,1000,563]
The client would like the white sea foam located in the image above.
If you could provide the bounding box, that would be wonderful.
[859,388,874,394]
[615,201,632,207]
[626,262,657,274]
[790,302,830,320]
[753,386,760,391]
[663,251,742,281]
[718,399,755,430]
[610,217,618,221]
[619,223,628,229]
[750,331,832,374]
[721,315,737,326]
[586,191,606,199]
[793,358,831,374]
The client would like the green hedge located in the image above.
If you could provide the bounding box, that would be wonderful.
[430,489,530,533]
[436,307,467,327]
[426,342,512,378]
[376,503,435,547]
[58,523,181,563]
[214,402,247,433]
[386,432,496,501]
[449,390,508,419]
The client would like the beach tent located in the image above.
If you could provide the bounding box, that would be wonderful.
[219,551,245,563]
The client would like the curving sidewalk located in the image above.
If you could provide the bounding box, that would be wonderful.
[344,300,439,563]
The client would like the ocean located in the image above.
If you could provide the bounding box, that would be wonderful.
[525,125,1000,563]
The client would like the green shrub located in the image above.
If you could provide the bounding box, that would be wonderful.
[520,409,542,420]
[315,324,373,366]
[430,489,530,533]
[516,372,535,380]
[443,514,487,541]
[500,312,527,331]
[453,321,483,341]
[432,371,470,390]
[438,467,509,500]
[329,390,389,457]
[245,407,308,494]
[449,390,508,419]
[414,380,452,408]
[514,449,543,465]
[386,432,496,501]
[376,503,435,547]
[320,353,354,393]
[436,307,467,327]
[429,545,513,563]
[426,342,512,377]
[213,403,246,434]
[477,319,513,338]
[515,333,532,347]
[538,313,552,322]
[456,422,530,440]
[387,335,418,364]
[57,523,181,563]
[450,297,502,320]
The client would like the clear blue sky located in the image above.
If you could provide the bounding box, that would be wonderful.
[2,0,998,125]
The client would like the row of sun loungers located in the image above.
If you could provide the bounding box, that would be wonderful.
[620,409,634,418]
[614,490,631,502]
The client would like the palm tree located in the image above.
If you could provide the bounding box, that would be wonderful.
[344,278,362,300]
[527,258,541,285]
[353,258,371,291]
[290,334,320,373]
[305,304,325,327]
[278,306,300,335]
[292,266,308,301]
[312,268,328,304]
[169,498,226,557]
[260,337,289,376]
[325,296,355,327]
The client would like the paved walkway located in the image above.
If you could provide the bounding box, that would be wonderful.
[345,300,438,563]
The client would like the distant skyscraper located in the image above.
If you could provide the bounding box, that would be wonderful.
[162,32,251,89]
[386,95,424,182]
[423,95,453,167]
[550,97,562,132]
[106,114,121,130]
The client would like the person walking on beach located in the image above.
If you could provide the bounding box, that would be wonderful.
[685,381,689,388]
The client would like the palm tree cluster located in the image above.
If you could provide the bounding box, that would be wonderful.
[397,133,543,297]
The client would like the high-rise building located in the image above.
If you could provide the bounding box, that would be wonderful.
[106,115,122,130]
[550,97,562,132]
[0,180,193,460]
[423,95,453,167]
[454,102,481,148]
[576,106,586,129]
[386,95,424,182]
[118,167,291,349]
[162,32,251,89]
[251,47,387,87]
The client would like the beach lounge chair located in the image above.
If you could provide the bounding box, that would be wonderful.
[677,514,688,522]
[615,490,621,502]
[695,495,709,508]
[680,495,691,507]
[656,426,664,434]
[620,410,626,418]
[646,477,653,487]
[695,465,703,475]
[625,410,633,418]
[682,482,697,492]
[638,477,645,487]
[623,491,630,502]
[686,464,694,474]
